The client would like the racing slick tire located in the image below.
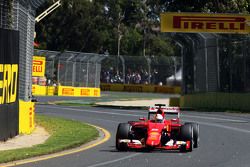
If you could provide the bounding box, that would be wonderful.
[185,122,199,148]
[116,123,131,151]
[180,124,194,152]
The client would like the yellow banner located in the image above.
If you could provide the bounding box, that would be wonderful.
[32,56,46,76]
[19,100,35,134]
[161,12,250,34]
[58,86,100,97]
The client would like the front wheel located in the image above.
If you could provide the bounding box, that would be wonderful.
[180,124,194,152]
[185,122,199,148]
[116,123,131,151]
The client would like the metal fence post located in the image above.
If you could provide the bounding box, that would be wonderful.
[146,57,151,84]
[198,33,208,92]
[72,61,76,86]
[119,55,125,83]
[86,61,89,87]
[216,38,220,90]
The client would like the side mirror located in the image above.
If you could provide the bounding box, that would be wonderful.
[139,117,146,121]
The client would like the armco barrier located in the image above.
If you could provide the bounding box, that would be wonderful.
[100,83,181,94]
[19,100,35,134]
[180,93,250,111]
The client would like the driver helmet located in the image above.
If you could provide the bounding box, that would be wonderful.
[155,114,163,123]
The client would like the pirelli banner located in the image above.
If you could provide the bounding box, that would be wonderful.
[0,28,19,141]
[32,56,46,77]
[161,12,250,34]
[57,86,101,97]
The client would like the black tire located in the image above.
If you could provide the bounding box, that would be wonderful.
[185,122,200,148]
[180,124,194,152]
[116,123,131,151]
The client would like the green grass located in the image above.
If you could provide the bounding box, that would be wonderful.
[0,115,99,163]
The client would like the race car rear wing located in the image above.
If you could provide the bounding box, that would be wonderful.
[149,104,180,115]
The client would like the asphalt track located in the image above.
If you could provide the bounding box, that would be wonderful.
[16,98,250,167]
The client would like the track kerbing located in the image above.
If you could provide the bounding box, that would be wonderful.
[0,125,111,167]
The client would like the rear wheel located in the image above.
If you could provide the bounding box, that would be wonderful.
[185,122,199,148]
[116,123,131,151]
[180,124,194,152]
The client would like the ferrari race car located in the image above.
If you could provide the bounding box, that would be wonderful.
[116,104,199,152]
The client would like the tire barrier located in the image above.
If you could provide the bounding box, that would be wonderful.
[0,28,19,141]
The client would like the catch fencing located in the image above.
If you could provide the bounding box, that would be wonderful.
[34,50,106,88]
[175,33,250,94]
[101,55,181,86]
[0,0,45,101]
[176,33,250,111]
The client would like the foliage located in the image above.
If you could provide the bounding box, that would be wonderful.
[36,0,250,56]
[35,0,175,56]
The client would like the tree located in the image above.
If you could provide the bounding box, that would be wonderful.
[36,0,250,56]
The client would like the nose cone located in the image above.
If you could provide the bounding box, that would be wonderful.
[146,131,161,146]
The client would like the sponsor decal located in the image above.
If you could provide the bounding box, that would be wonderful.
[81,89,90,96]
[62,88,74,95]
[161,12,250,33]
[94,89,99,96]
[123,86,142,92]
[0,64,18,104]
[32,56,46,76]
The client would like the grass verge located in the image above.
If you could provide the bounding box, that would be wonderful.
[0,115,99,163]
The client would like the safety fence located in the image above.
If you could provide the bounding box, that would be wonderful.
[34,50,106,88]
[175,33,250,111]
[175,33,250,94]
[0,0,45,101]
[101,55,181,86]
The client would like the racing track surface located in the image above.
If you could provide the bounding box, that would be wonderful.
[18,100,250,167]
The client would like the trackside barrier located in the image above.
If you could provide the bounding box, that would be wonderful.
[19,100,35,134]
[32,85,57,96]
[32,85,100,97]
[32,85,47,96]
[57,86,101,97]
[47,86,57,96]
[180,93,250,112]
[100,83,181,94]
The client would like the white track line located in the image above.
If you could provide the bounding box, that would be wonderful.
[86,153,142,167]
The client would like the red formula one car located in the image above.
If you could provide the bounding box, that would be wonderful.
[116,104,199,152]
